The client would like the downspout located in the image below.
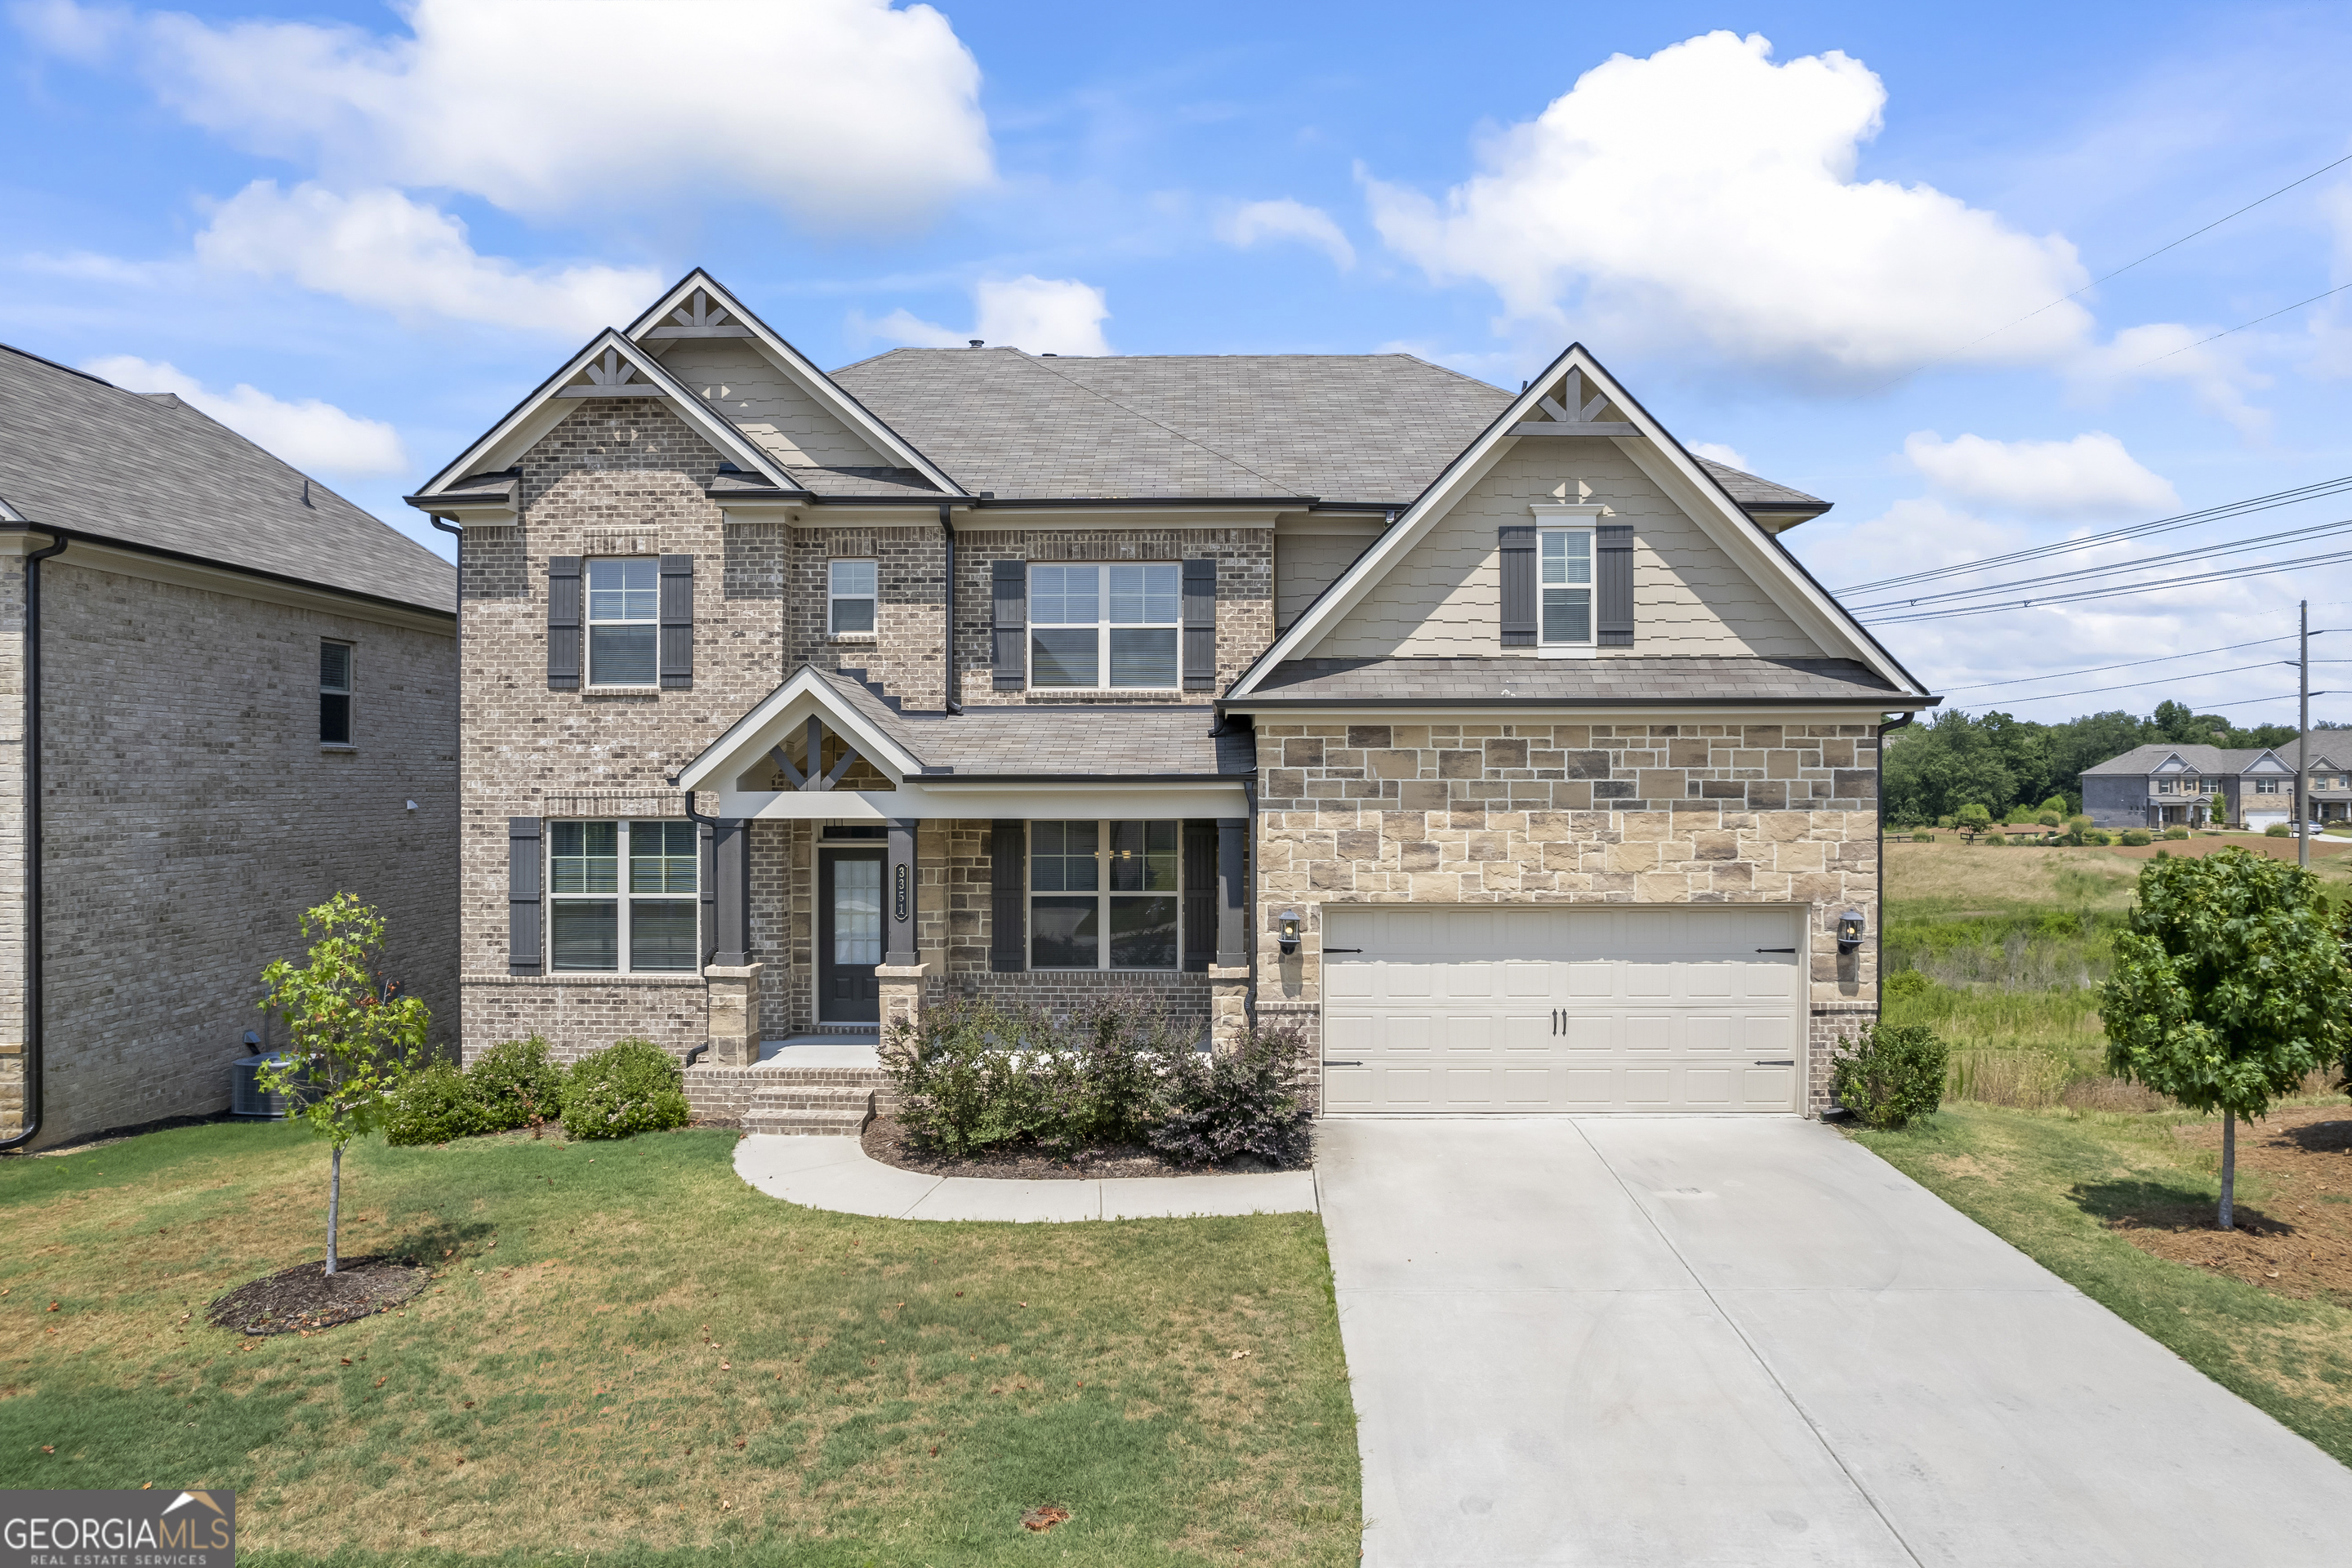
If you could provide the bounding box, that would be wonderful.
[429,515,462,1067]
[938,503,960,713]
[1874,710,1913,1027]
[1,531,69,1152]
[677,782,722,1069]
[1242,774,1258,1034]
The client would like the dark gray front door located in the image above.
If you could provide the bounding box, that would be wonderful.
[818,849,884,1023]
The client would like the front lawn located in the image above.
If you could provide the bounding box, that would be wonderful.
[1853,1101,2352,1464]
[0,1121,1359,1565]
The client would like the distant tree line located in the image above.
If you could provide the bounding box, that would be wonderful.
[1882,701,2344,826]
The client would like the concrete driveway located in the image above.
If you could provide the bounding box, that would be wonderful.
[1318,1116,2352,1567]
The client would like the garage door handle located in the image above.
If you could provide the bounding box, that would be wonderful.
[1753,1059,1794,1067]
[1324,947,1363,953]
[1754,947,1797,953]
[1323,1060,1364,1067]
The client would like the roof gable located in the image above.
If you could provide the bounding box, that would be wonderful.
[1226,344,1922,697]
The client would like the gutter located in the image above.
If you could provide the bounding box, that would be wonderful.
[1219,695,1943,714]
[1875,710,1914,1028]
[938,504,960,714]
[1,532,69,1152]
[0,519,453,624]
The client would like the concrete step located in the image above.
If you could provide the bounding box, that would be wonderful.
[752,1088,876,1111]
[743,1084,874,1137]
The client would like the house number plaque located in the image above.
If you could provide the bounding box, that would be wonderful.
[893,862,909,922]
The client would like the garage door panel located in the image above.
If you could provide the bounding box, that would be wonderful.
[1323,904,1804,1114]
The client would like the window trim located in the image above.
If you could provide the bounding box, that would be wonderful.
[546,818,702,975]
[1026,818,1185,972]
[1529,504,1602,660]
[584,557,662,690]
[828,558,878,639]
[319,638,354,748]
[1026,562,1184,691]
[2255,777,2282,795]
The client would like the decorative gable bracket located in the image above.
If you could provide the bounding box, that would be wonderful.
[556,347,663,399]
[1510,368,1638,437]
[768,715,862,792]
[645,286,753,341]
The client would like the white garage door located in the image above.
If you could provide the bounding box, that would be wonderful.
[1321,905,1805,1114]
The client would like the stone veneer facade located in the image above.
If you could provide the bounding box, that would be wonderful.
[1248,716,1882,1114]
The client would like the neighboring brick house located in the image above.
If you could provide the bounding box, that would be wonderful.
[0,345,458,1150]
[407,270,1932,1125]
[2082,740,2351,831]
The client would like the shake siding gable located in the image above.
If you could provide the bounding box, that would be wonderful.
[654,337,893,470]
[1312,445,1825,661]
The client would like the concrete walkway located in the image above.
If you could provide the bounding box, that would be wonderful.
[733,1133,1318,1222]
[1319,1116,2352,1568]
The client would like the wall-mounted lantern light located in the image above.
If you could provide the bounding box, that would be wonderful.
[1836,909,1865,953]
[1278,909,1303,957]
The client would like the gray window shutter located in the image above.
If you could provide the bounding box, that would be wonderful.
[659,554,693,688]
[1182,558,1217,691]
[1182,819,1215,971]
[991,559,1027,691]
[1499,524,1536,648]
[697,821,717,965]
[508,817,542,975]
[990,819,1026,970]
[546,556,581,690]
[1597,524,1634,647]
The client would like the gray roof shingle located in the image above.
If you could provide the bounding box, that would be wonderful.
[2082,742,2344,776]
[1239,656,1904,706]
[0,345,455,614]
[814,668,1249,777]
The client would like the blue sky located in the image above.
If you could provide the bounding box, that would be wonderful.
[7,0,2352,724]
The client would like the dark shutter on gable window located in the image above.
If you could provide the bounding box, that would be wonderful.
[1182,819,1215,971]
[1182,558,1217,691]
[1499,524,1536,648]
[507,817,543,975]
[991,559,1027,690]
[658,554,693,688]
[1597,524,1634,647]
[989,819,1026,971]
[546,556,581,689]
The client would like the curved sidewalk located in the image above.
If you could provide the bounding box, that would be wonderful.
[733,1134,1318,1222]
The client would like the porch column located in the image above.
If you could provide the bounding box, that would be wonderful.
[705,818,759,1066]
[877,816,927,1036]
[1209,816,1250,1052]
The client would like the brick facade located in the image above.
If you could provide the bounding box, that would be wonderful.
[2,551,457,1147]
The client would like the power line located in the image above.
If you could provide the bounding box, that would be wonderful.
[1859,545,2352,624]
[1938,635,2299,692]
[1944,659,2288,703]
[1833,474,2352,595]
[1956,685,2327,710]
[1850,515,2352,614]
[2129,279,2352,371]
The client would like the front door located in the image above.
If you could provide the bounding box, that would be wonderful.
[818,849,884,1023]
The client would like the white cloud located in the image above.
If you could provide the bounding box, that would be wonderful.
[852,306,969,349]
[1362,30,2093,383]
[1690,442,1751,471]
[194,181,662,336]
[1218,198,1356,270]
[973,276,1111,356]
[2069,322,2271,439]
[84,354,408,477]
[27,0,992,232]
[1900,431,2178,517]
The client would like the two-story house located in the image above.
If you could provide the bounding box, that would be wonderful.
[2083,740,2351,831]
[406,271,1934,1126]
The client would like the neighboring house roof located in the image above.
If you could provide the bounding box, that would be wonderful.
[0,343,456,615]
[2080,742,2336,777]
[1243,656,1904,707]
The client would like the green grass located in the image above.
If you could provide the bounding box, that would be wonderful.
[1852,1102,2352,1464]
[0,1121,1359,1566]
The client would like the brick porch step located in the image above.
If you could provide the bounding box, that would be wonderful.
[742,1082,875,1137]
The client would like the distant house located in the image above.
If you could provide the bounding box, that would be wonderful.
[0,345,457,1150]
[2081,741,2351,831]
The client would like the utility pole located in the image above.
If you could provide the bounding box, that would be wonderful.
[2300,599,2310,870]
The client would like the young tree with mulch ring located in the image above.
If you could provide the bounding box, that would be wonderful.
[2100,847,2352,1229]
[257,893,432,1273]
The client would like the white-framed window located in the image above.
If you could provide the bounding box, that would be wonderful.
[549,819,699,973]
[1029,819,1181,970]
[2255,778,2281,795]
[2154,777,2172,794]
[586,559,659,687]
[319,639,354,746]
[1029,564,1180,688]
[1539,527,1595,648]
[829,559,876,635]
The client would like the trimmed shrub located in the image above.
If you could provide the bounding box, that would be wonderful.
[1831,1022,1949,1129]
[2120,829,2152,847]
[1150,1023,1315,1169]
[383,1060,482,1146]
[2163,826,2191,840]
[1909,829,1934,843]
[2266,822,2292,838]
[2082,828,2113,846]
[472,1034,563,1132]
[560,1037,689,1140]
[1882,968,1934,1000]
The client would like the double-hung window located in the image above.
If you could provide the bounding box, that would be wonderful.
[2154,777,2173,794]
[1030,564,1179,688]
[829,559,876,635]
[1539,527,1594,649]
[319,640,353,746]
[2256,778,2281,795]
[586,559,659,686]
[549,820,698,973]
[1029,820,1181,969]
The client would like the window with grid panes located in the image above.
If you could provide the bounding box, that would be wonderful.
[319,640,353,745]
[548,820,698,973]
[1027,564,1180,688]
[587,559,659,686]
[1028,820,1181,969]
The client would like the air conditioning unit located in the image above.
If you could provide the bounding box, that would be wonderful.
[230,1054,303,1119]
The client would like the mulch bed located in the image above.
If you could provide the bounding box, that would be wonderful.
[207,1254,430,1335]
[2097,1106,2352,1303]
[860,1113,1279,1180]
